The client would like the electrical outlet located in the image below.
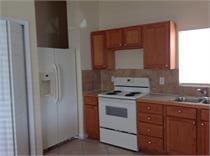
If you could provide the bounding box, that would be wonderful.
[111,76,115,82]
[159,77,165,85]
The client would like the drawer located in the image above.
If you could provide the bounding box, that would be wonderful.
[166,106,196,119]
[138,113,163,125]
[138,122,163,138]
[138,102,163,114]
[201,109,210,121]
[84,95,98,106]
[138,135,163,152]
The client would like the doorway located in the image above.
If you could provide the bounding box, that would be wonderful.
[0,18,36,155]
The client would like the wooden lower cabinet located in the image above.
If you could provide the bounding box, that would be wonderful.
[84,95,99,140]
[198,109,210,155]
[199,122,209,155]
[166,117,197,155]
[84,105,99,139]
[138,135,163,152]
[138,101,209,155]
[137,102,164,153]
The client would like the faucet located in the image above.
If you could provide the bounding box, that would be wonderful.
[197,88,209,97]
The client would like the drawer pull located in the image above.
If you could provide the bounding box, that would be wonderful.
[148,141,152,144]
[147,106,151,110]
[147,116,151,120]
[201,122,204,126]
[147,128,151,132]
[177,110,182,113]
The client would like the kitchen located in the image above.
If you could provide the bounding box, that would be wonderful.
[0,0,209,155]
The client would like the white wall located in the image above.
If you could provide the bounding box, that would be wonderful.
[98,1,209,69]
[99,1,209,30]
[67,1,99,138]
[115,49,144,69]
[0,0,42,154]
[68,1,99,70]
[208,1,210,26]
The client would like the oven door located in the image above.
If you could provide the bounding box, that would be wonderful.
[99,97,137,134]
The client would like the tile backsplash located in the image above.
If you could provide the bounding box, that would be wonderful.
[82,69,210,96]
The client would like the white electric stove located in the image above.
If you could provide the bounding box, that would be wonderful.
[98,77,150,151]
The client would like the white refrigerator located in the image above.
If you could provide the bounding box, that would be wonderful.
[38,48,78,149]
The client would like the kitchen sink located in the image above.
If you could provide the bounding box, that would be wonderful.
[174,96,210,104]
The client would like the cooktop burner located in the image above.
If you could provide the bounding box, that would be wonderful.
[125,92,142,97]
[106,90,122,95]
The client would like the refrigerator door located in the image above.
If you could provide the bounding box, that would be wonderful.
[54,49,78,143]
[38,48,58,149]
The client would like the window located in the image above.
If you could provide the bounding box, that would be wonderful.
[179,28,210,86]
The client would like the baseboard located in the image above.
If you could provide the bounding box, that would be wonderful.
[74,133,87,140]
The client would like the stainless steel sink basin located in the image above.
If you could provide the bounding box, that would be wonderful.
[174,96,210,104]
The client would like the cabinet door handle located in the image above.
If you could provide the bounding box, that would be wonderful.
[147,116,151,120]
[177,110,182,113]
[147,106,151,110]
[119,43,122,46]
[201,122,204,126]
[148,141,152,144]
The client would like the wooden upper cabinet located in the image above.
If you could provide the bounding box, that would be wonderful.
[166,117,196,155]
[91,31,115,69]
[106,29,123,49]
[91,21,177,70]
[143,21,176,69]
[35,1,69,48]
[106,27,142,50]
[123,26,142,48]
[91,31,107,69]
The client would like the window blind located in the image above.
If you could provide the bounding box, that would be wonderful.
[0,20,15,156]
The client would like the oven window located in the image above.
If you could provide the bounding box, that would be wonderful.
[105,106,128,118]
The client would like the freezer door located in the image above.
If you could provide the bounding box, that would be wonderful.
[54,49,78,143]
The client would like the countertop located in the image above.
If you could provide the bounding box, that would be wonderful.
[137,93,210,109]
[83,90,107,96]
[83,90,210,109]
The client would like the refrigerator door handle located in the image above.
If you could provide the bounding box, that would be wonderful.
[57,64,62,103]
[53,64,59,104]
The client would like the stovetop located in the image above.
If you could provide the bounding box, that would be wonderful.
[98,77,150,100]
[98,90,147,100]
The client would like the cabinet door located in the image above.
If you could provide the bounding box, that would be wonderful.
[199,121,209,155]
[91,32,107,69]
[143,22,170,69]
[123,26,142,48]
[84,105,99,139]
[106,29,123,49]
[166,117,196,155]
